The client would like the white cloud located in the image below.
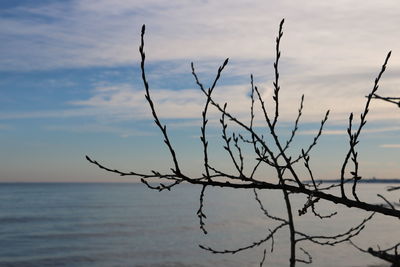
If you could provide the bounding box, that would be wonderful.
[2,0,400,132]
[2,75,399,132]
[1,0,400,72]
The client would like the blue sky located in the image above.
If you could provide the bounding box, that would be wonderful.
[0,0,399,182]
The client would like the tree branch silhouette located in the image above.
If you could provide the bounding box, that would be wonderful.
[86,20,399,266]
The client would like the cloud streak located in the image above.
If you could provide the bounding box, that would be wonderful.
[300,126,400,136]
[380,144,400,149]
[2,76,399,128]
[1,0,400,72]
[45,123,152,137]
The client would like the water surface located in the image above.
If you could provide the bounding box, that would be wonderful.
[0,183,397,266]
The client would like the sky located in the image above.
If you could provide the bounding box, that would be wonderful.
[0,0,399,182]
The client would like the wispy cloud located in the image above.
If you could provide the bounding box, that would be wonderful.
[300,126,400,136]
[1,0,400,72]
[380,144,400,148]
[45,123,152,137]
[0,108,103,120]
[0,124,12,130]
[2,0,400,131]
[2,76,399,129]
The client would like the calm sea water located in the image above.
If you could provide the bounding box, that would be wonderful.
[0,183,398,267]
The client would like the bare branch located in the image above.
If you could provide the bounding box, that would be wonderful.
[199,222,287,254]
[86,21,399,267]
[340,51,392,199]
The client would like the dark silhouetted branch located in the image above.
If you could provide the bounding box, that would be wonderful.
[86,20,399,267]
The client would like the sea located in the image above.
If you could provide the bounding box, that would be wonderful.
[0,182,398,267]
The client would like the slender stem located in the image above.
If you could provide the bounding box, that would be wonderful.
[272,19,285,129]
[140,25,181,175]
[340,51,391,198]
[280,177,296,266]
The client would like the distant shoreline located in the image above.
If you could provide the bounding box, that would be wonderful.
[0,178,399,184]
[312,178,400,184]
